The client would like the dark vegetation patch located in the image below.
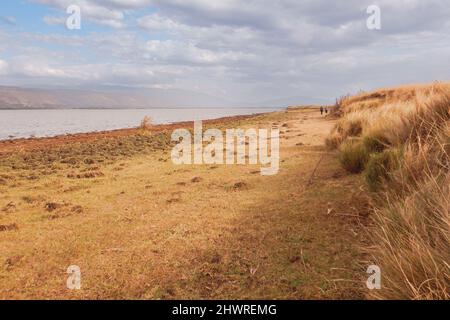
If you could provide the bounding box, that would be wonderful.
[0,223,18,232]
[225,181,249,192]
[1,202,16,213]
[43,203,84,220]
[0,132,173,182]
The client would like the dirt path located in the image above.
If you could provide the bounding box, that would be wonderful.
[0,108,370,299]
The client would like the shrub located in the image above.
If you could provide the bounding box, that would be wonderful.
[338,138,370,173]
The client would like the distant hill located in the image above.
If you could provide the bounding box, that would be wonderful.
[0,86,238,109]
[0,86,331,110]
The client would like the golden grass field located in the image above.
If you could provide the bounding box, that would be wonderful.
[1,81,448,300]
[0,108,371,299]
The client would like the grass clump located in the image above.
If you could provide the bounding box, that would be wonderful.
[338,138,370,173]
[325,133,343,150]
[364,148,401,191]
[362,133,389,153]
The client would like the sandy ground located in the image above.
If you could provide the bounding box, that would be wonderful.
[0,108,370,299]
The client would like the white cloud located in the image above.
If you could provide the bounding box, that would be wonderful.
[137,13,180,32]
[3,0,450,103]
[33,0,128,28]
[144,39,254,66]
[43,15,66,26]
[0,60,8,75]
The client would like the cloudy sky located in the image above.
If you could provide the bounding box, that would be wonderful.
[0,0,449,104]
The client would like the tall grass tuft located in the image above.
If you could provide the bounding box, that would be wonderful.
[338,138,370,173]
[140,116,153,131]
[364,148,401,191]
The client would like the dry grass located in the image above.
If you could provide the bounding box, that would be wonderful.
[327,82,450,299]
[0,108,370,299]
[140,116,153,131]
[328,82,450,147]
[363,148,400,192]
[338,138,370,174]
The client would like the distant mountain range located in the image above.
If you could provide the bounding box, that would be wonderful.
[0,86,240,109]
[0,86,330,109]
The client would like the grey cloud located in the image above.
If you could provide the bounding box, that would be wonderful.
[2,0,450,103]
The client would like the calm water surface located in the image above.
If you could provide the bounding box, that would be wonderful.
[0,108,280,140]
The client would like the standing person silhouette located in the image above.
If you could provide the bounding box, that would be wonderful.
[320,106,324,115]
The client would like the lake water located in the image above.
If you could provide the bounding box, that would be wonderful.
[0,107,281,140]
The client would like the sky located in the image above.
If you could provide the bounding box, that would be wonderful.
[0,0,449,104]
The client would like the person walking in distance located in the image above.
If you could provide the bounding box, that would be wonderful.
[320,106,324,115]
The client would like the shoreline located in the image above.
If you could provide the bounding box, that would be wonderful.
[0,107,289,145]
[0,106,283,110]
[0,110,287,155]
